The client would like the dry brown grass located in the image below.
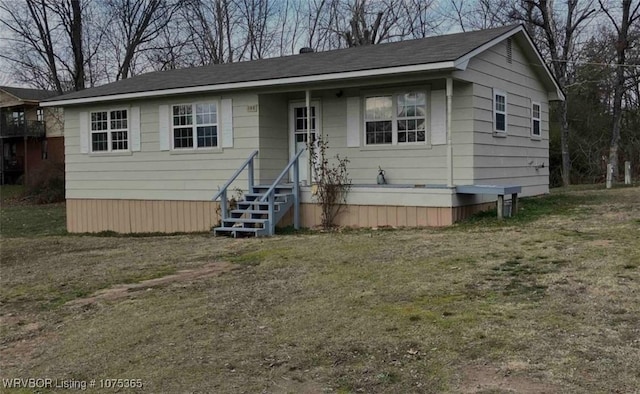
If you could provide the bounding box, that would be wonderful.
[1,187,639,393]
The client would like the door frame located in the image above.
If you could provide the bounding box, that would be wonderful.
[288,100,322,183]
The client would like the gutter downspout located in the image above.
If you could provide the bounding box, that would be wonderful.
[305,89,311,184]
[446,77,454,188]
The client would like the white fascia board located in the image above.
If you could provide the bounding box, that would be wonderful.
[41,61,457,107]
[455,25,524,68]
[454,25,565,102]
[453,58,470,70]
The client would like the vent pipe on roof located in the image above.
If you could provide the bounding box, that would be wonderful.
[299,47,314,54]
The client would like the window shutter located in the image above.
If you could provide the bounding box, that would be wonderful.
[430,90,446,145]
[158,104,170,151]
[130,106,141,151]
[221,99,233,148]
[346,97,360,147]
[79,111,89,153]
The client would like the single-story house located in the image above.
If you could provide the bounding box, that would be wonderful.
[1,86,64,184]
[42,24,563,235]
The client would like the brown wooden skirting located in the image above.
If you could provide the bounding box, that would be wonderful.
[66,199,496,233]
[281,202,495,228]
[66,199,220,233]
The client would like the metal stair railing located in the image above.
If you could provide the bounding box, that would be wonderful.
[260,148,306,235]
[212,150,258,223]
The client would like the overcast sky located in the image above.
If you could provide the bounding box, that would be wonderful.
[0,0,621,89]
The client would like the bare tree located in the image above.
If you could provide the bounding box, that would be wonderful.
[341,0,397,46]
[402,0,440,38]
[0,0,89,92]
[50,0,85,90]
[144,17,191,71]
[598,0,640,181]
[102,0,176,80]
[512,0,598,186]
[303,0,339,51]
[179,0,239,65]
[275,0,300,55]
[449,0,511,32]
[82,3,112,87]
[326,0,437,48]
[235,0,279,60]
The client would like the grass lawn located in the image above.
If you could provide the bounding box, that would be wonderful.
[1,187,639,392]
[1,185,66,238]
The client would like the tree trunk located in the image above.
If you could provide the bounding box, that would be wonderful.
[26,0,64,93]
[71,0,84,90]
[558,99,571,186]
[608,63,625,181]
[604,0,636,182]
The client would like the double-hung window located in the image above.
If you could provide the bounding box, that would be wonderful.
[493,89,507,133]
[90,109,128,152]
[172,103,218,149]
[531,102,541,138]
[364,92,427,145]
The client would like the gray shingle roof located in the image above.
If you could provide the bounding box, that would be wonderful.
[1,86,59,101]
[46,25,519,103]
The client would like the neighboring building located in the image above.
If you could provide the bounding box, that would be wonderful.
[0,86,64,185]
[42,24,563,235]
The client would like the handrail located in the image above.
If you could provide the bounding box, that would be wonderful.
[261,147,305,235]
[212,150,258,201]
[212,149,258,223]
[260,148,306,202]
[0,119,46,138]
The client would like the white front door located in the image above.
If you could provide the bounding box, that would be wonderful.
[289,102,321,184]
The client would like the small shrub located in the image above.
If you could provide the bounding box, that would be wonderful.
[23,161,65,204]
[213,187,243,227]
[310,136,352,229]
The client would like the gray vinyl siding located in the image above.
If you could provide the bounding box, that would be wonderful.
[459,39,550,196]
[451,82,475,184]
[65,92,260,201]
[257,94,288,183]
[313,85,449,186]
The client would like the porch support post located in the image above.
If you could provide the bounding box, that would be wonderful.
[293,157,300,230]
[0,138,4,185]
[23,136,28,185]
[446,77,454,188]
[305,89,312,184]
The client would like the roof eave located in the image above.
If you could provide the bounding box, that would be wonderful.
[549,90,565,102]
[0,88,21,102]
[41,61,458,107]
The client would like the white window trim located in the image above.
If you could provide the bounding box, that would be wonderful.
[171,101,219,151]
[493,89,507,135]
[363,90,429,146]
[531,101,541,139]
[90,108,130,153]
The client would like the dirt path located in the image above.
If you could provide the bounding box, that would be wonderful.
[66,261,238,307]
[459,364,561,393]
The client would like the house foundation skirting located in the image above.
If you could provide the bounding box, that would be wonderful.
[66,199,221,233]
[281,202,495,228]
[66,199,495,233]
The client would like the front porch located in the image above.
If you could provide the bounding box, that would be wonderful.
[252,75,456,187]
[209,144,512,236]
[211,75,520,235]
